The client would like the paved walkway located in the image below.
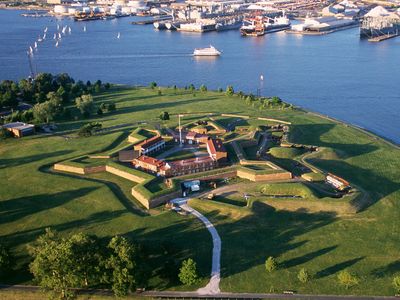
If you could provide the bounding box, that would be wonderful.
[172,198,221,295]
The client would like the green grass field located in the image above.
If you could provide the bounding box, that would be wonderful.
[1,86,400,295]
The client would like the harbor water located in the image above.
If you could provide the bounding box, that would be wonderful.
[0,9,399,143]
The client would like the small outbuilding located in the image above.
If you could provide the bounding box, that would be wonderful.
[2,122,35,138]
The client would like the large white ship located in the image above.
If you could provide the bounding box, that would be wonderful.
[193,45,221,56]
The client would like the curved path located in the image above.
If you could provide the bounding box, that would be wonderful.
[172,198,221,295]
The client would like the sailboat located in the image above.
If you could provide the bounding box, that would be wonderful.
[43,33,46,40]
[29,46,34,54]
[83,25,86,32]
[62,26,67,35]
[117,32,120,39]
[53,33,56,40]
[55,41,59,47]
[58,33,61,39]
[68,26,71,34]
[37,35,43,42]
[57,24,60,31]
[44,27,48,33]
[34,41,38,50]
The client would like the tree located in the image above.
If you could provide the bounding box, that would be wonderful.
[297,268,310,283]
[33,73,54,96]
[199,84,207,92]
[393,275,400,293]
[97,108,103,115]
[75,94,94,118]
[104,83,111,90]
[226,85,234,96]
[178,258,198,285]
[0,90,18,108]
[69,233,103,288]
[0,244,11,275]
[188,84,195,91]
[265,256,277,272]
[18,78,34,103]
[100,102,107,111]
[29,229,79,299]
[56,86,69,103]
[149,82,157,89]
[33,100,59,123]
[337,270,359,289]
[105,236,138,297]
[160,111,169,121]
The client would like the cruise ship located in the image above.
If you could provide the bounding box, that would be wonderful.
[193,45,221,56]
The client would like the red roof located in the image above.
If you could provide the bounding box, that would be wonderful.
[137,135,164,150]
[136,155,165,167]
[207,138,226,155]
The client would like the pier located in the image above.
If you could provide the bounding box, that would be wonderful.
[368,32,399,42]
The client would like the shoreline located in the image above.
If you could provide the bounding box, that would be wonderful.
[304,109,400,149]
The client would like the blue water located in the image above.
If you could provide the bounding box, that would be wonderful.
[0,9,399,143]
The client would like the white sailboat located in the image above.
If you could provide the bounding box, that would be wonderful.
[44,27,48,33]
[62,26,67,35]
[29,46,33,54]
[83,25,86,32]
[53,33,56,40]
[43,33,46,40]
[34,42,38,49]
[57,24,60,31]
[68,26,71,34]
[37,35,43,42]
[55,41,59,47]
[58,33,61,39]
[117,32,120,39]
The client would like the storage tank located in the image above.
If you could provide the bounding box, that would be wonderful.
[121,6,132,14]
[128,0,145,8]
[54,5,68,14]
[82,6,91,13]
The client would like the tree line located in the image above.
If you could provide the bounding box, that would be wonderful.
[0,73,116,138]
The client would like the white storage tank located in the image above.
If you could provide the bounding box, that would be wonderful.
[121,6,132,14]
[54,5,68,14]
[82,6,91,13]
[128,0,145,8]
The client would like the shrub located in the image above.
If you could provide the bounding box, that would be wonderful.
[178,258,198,285]
[337,270,359,289]
[393,275,400,293]
[297,268,310,283]
[265,256,277,272]
[160,111,170,121]
[77,122,102,137]
[107,103,116,112]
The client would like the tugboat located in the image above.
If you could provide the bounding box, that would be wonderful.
[193,45,221,56]
[240,16,265,36]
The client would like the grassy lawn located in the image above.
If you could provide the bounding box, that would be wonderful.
[164,150,197,161]
[1,86,400,296]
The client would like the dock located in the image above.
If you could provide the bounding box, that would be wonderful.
[131,16,172,25]
[368,33,399,42]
